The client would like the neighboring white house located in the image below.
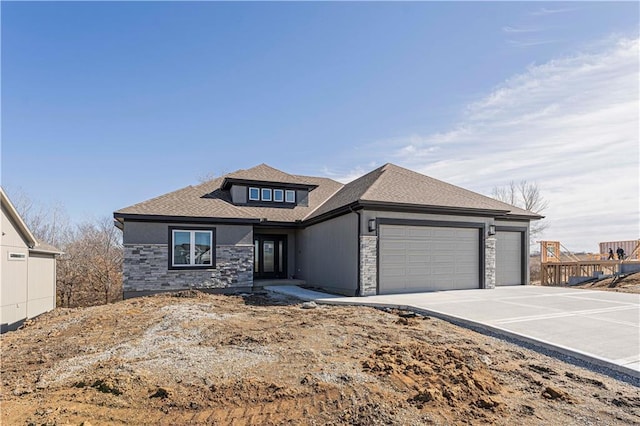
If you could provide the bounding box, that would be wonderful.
[1,187,61,332]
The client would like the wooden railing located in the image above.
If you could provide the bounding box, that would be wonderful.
[541,260,620,285]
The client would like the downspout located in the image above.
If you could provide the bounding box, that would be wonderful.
[350,206,362,296]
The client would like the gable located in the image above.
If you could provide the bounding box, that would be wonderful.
[1,189,37,249]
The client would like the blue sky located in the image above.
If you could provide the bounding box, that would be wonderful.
[2,2,638,252]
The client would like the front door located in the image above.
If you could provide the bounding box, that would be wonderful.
[254,235,287,279]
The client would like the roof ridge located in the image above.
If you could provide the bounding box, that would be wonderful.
[302,183,346,221]
[359,163,391,200]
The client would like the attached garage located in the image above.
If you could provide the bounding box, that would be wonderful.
[378,223,482,294]
[495,230,525,286]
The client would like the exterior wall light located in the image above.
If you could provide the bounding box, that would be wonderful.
[368,219,376,233]
[488,224,496,236]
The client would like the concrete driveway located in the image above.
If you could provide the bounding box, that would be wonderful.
[268,285,640,380]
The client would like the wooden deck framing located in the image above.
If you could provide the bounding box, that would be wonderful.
[541,260,621,285]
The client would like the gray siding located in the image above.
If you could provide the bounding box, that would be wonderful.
[296,213,358,295]
[123,221,252,246]
[296,190,309,207]
[231,185,247,204]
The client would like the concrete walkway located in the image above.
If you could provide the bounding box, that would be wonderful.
[266,285,640,380]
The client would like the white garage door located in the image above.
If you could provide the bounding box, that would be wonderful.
[496,231,523,286]
[379,224,480,294]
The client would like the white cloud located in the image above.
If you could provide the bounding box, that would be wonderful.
[530,7,577,16]
[507,39,561,48]
[502,26,543,34]
[330,36,639,252]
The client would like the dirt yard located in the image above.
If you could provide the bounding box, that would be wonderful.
[569,272,640,294]
[2,291,639,425]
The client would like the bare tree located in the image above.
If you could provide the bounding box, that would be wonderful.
[491,180,549,244]
[8,188,123,307]
[83,218,123,305]
[5,188,71,247]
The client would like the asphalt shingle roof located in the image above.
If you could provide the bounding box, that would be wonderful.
[306,163,539,219]
[115,163,541,223]
[115,165,343,223]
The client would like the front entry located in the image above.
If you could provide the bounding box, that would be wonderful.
[254,235,287,279]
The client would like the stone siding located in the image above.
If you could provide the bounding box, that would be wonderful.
[360,235,377,296]
[484,236,496,289]
[124,244,253,292]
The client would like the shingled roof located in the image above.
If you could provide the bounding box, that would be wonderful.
[114,165,343,223]
[306,163,541,220]
[114,163,542,224]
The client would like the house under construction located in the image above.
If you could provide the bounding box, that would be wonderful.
[540,239,640,285]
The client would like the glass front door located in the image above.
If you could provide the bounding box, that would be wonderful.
[254,235,287,279]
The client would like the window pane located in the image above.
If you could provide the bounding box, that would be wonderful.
[173,231,190,265]
[274,189,284,202]
[263,241,275,272]
[194,232,212,265]
[261,188,272,201]
[249,187,260,200]
[285,190,295,203]
[254,240,259,272]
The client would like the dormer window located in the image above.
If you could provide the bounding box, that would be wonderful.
[274,189,284,202]
[285,190,296,203]
[249,187,260,201]
[261,188,272,201]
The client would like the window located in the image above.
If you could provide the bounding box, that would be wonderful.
[249,187,260,201]
[246,186,296,205]
[285,190,296,203]
[8,252,27,261]
[169,228,214,268]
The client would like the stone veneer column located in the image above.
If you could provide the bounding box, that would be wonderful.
[484,236,496,289]
[123,244,254,292]
[359,235,378,296]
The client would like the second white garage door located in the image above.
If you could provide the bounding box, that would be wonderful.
[379,224,481,294]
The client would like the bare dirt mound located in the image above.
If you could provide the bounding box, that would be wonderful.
[1,292,638,425]
[572,272,640,294]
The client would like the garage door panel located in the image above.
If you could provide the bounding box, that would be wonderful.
[496,231,523,286]
[379,224,480,294]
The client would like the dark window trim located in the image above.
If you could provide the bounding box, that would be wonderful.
[168,226,216,270]
[375,218,487,293]
[495,226,528,285]
[253,233,288,279]
[242,185,298,206]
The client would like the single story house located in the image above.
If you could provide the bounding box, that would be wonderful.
[1,187,62,332]
[114,163,542,298]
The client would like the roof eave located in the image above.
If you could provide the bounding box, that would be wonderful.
[302,200,536,227]
[498,212,545,220]
[357,200,512,217]
[221,177,319,191]
[113,212,261,225]
[29,247,64,255]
